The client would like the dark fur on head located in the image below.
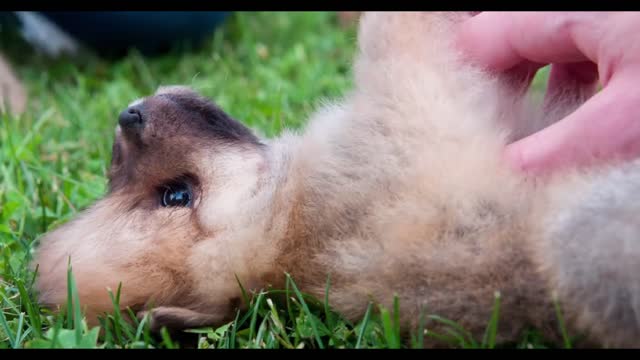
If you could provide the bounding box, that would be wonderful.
[109,87,262,193]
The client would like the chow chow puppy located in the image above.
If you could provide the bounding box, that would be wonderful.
[32,12,640,348]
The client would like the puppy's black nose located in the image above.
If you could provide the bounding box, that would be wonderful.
[118,107,144,129]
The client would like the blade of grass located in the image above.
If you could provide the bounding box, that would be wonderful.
[37,180,47,233]
[135,311,149,342]
[323,275,334,328]
[215,323,230,349]
[265,331,276,348]
[0,303,17,348]
[253,311,270,348]
[107,284,134,342]
[424,329,460,347]
[17,326,32,346]
[266,297,293,349]
[323,274,339,346]
[411,305,426,349]
[14,312,24,349]
[248,291,265,342]
[69,267,83,346]
[160,327,176,349]
[355,301,373,349]
[379,305,400,349]
[66,258,73,330]
[228,309,241,349]
[267,320,295,349]
[49,314,64,349]
[481,291,501,349]
[553,294,572,349]
[27,264,39,292]
[285,277,300,345]
[15,278,41,337]
[285,273,324,349]
[393,295,400,346]
[234,273,251,308]
[428,314,478,348]
[98,316,113,348]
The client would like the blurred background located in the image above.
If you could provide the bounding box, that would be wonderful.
[0,11,360,118]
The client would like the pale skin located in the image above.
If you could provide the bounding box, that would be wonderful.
[456,12,640,175]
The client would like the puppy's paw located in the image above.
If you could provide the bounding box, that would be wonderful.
[356,12,472,63]
[337,11,361,28]
[137,307,225,333]
[0,54,27,115]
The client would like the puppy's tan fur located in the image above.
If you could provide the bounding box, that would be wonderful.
[33,12,640,347]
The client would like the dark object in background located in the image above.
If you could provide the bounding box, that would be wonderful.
[39,11,230,57]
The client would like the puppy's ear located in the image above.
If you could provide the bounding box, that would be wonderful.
[137,307,226,333]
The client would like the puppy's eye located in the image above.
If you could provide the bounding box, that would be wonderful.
[161,182,192,207]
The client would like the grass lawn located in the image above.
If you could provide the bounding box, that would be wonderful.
[0,12,555,349]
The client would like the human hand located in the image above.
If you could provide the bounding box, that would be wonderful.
[456,12,640,175]
[0,53,26,116]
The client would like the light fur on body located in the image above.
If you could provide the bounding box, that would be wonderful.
[33,12,640,348]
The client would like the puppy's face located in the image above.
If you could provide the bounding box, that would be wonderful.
[33,86,268,330]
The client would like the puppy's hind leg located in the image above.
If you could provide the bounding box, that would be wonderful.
[532,162,640,348]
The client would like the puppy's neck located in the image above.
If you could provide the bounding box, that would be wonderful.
[259,133,305,240]
[227,126,346,291]
[251,132,327,289]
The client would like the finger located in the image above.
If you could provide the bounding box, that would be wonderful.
[456,12,597,72]
[544,62,600,111]
[505,69,640,174]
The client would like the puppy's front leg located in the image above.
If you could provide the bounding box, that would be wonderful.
[137,307,228,334]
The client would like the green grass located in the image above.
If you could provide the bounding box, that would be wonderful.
[0,12,557,349]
